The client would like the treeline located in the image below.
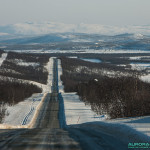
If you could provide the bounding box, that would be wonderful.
[60,57,150,118]
[0,60,48,84]
[7,52,49,65]
[77,77,150,118]
[60,57,141,92]
[0,52,50,84]
[0,77,42,122]
[0,77,42,104]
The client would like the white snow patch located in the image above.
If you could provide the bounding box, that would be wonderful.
[15,59,40,67]
[0,53,7,66]
[141,74,150,83]
[62,93,107,125]
[2,93,43,126]
[129,57,141,60]
[130,63,150,70]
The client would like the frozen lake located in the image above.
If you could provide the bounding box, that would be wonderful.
[80,58,102,63]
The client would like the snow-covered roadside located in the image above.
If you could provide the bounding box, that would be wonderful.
[58,59,150,139]
[62,93,107,125]
[141,74,150,83]
[58,59,64,93]
[0,53,7,66]
[29,57,53,93]
[2,93,43,126]
[58,59,107,125]
[0,58,53,128]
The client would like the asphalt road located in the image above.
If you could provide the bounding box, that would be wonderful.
[0,58,81,150]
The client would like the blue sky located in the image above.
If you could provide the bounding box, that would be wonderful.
[0,0,150,26]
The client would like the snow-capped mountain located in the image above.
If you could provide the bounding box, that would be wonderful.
[0,22,150,36]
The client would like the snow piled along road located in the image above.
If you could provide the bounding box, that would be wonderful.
[0,57,53,128]
[58,59,107,125]
[2,93,43,126]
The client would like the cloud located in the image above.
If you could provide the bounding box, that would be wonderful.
[0,32,9,36]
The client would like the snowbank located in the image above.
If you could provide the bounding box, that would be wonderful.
[0,93,48,129]
[2,93,43,126]
[62,93,107,125]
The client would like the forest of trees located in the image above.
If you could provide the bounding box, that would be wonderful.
[61,57,150,118]
[0,52,50,84]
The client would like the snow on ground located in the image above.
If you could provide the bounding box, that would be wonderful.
[0,53,7,66]
[6,49,150,54]
[130,62,150,70]
[0,58,53,128]
[129,56,150,60]
[68,121,150,150]
[58,59,150,139]
[62,93,107,125]
[2,93,43,126]
[141,74,150,83]
[106,116,150,137]
[13,59,40,67]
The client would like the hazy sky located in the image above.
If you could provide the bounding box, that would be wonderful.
[0,0,150,26]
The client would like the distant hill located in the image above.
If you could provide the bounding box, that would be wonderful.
[0,22,150,36]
